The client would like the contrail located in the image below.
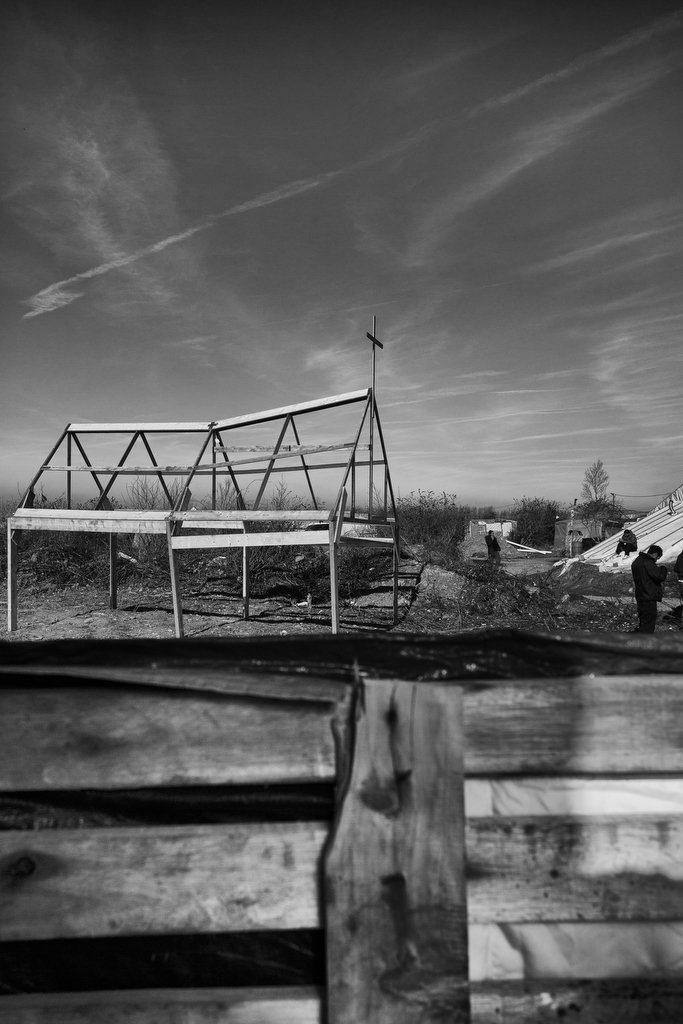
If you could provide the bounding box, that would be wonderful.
[469,8,683,116]
[23,175,326,317]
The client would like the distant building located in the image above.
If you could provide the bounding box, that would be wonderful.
[553,517,603,556]
[469,520,516,539]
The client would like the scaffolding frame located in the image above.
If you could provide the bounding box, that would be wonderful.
[7,388,399,635]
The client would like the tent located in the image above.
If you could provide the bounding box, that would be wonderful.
[580,485,683,568]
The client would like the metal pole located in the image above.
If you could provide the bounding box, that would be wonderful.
[369,316,375,519]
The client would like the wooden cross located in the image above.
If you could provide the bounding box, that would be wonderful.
[366,315,383,398]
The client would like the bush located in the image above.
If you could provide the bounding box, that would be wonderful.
[510,496,566,548]
[396,491,473,566]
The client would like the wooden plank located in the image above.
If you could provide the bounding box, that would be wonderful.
[467,815,683,922]
[212,442,355,461]
[0,821,326,940]
[67,423,213,432]
[470,978,683,1022]
[0,687,337,790]
[9,509,170,520]
[463,676,683,774]
[7,522,17,632]
[0,987,322,1024]
[172,510,333,521]
[325,679,470,1023]
[109,534,117,610]
[213,389,370,430]
[171,531,331,550]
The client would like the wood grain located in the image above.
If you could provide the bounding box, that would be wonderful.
[0,987,322,1024]
[325,678,470,1023]
[0,688,337,790]
[0,822,326,940]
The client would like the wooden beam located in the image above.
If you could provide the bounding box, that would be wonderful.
[0,821,326,940]
[173,510,333,522]
[170,530,332,550]
[166,520,184,639]
[0,687,337,790]
[68,423,213,432]
[0,987,322,1024]
[325,678,469,1023]
[467,814,683,922]
[470,978,683,1022]
[109,533,118,609]
[7,522,17,632]
[213,389,370,430]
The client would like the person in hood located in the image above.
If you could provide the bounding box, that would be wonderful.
[616,528,637,556]
[631,544,667,633]
[485,529,501,566]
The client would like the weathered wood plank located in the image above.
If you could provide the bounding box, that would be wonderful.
[0,987,322,1023]
[0,688,337,790]
[171,531,331,550]
[10,510,170,534]
[67,423,213,432]
[470,978,683,1022]
[172,510,332,521]
[467,815,683,922]
[0,822,325,940]
[5,633,683,687]
[463,676,683,774]
[325,679,470,1023]
[213,389,369,429]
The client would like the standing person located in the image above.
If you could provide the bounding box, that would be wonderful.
[485,529,501,567]
[631,544,667,633]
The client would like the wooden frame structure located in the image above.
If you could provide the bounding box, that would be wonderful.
[4,631,683,1021]
[7,388,399,635]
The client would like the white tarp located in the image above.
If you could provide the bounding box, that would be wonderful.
[581,485,683,569]
[465,777,683,980]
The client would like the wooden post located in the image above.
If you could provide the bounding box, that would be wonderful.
[166,521,184,638]
[392,523,400,627]
[243,540,250,620]
[109,533,118,610]
[7,522,17,632]
[329,524,339,634]
[325,678,470,1023]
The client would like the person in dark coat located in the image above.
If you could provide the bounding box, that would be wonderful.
[485,529,501,566]
[616,528,638,556]
[631,544,667,633]
[676,548,683,606]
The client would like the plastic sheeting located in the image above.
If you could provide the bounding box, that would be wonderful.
[465,777,683,981]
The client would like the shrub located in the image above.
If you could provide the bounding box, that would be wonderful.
[396,490,469,566]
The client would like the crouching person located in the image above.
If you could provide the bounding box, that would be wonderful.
[631,544,667,633]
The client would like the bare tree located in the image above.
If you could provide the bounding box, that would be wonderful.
[581,459,609,503]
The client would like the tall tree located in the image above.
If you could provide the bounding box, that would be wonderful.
[581,459,609,503]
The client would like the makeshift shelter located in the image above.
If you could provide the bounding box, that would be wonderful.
[7,387,398,635]
[579,485,683,568]
[553,517,602,555]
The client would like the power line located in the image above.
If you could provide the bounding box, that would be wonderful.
[613,492,669,498]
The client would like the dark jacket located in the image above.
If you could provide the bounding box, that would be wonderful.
[485,533,500,553]
[631,552,667,602]
[676,551,683,581]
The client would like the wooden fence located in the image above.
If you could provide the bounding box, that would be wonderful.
[2,631,683,1022]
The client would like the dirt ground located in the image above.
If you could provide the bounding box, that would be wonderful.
[3,547,682,641]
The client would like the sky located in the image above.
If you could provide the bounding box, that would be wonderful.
[2,0,683,511]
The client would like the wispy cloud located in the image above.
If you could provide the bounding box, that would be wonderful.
[407,64,673,266]
[22,115,443,319]
[469,8,683,116]
[23,176,326,317]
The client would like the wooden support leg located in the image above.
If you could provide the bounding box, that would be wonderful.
[109,533,118,610]
[329,527,339,634]
[243,545,250,620]
[7,523,18,632]
[325,678,470,1024]
[392,526,400,627]
[166,523,184,638]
